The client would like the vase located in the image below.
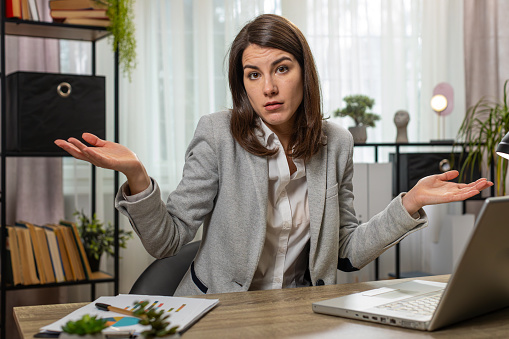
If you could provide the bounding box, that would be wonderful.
[88,255,101,272]
[348,125,367,144]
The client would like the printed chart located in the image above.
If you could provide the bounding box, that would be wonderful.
[40,294,219,336]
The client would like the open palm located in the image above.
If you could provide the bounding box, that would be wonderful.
[402,170,493,215]
[54,133,140,175]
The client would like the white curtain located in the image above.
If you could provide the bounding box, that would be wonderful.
[62,0,469,290]
[281,0,465,282]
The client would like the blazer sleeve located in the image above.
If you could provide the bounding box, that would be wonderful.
[115,114,219,258]
[334,132,428,272]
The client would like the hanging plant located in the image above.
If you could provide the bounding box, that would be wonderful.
[104,0,137,81]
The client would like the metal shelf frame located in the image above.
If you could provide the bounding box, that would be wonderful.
[0,12,120,339]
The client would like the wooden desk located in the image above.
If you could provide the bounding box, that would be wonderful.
[14,275,509,338]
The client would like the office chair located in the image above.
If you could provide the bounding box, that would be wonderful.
[129,240,201,296]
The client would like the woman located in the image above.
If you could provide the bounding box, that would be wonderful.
[55,14,492,296]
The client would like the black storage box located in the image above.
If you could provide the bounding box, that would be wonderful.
[6,71,106,155]
[390,152,482,198]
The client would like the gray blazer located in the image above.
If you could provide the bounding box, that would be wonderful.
[116,111,427,296]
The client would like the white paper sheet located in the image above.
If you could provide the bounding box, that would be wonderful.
[40,294,219,336]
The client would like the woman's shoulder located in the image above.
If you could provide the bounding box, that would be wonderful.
[198,110,232,126]
[322,119,353,143]
[194,111,233,142]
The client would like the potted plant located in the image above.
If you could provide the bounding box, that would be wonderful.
[456,80,509,196]
[334,94,381,143]
[133,300,180,338]
[74,211,133,272]
[60,314,108,339]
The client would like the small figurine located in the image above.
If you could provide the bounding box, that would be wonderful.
[394,110,409,143]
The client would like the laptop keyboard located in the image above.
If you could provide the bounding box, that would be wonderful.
[375,291,443,316]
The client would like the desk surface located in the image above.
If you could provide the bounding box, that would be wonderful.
[13,275,509,338]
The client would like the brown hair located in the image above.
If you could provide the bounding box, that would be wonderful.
[228,14,324,160]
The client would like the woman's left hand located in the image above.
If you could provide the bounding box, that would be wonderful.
[402,170,494,215]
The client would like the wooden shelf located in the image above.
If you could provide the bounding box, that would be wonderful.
[5,273,114,291]
[5,19,110,41]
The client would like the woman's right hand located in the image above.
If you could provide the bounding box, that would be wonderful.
[55,133,151,194]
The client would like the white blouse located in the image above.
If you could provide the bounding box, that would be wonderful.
[249,120,311,290]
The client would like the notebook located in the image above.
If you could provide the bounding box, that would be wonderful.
[312,195,509,331]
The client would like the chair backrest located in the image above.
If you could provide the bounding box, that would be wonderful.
[129,240,201,296]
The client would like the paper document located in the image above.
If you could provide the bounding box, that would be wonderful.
[40,294,219,335]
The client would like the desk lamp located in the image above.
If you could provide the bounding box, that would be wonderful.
[496,132,509,160]
[431,82,454,141]
[431,94,447,112]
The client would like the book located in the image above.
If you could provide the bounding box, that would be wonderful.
[49,0,108,10]
[4,233,15,286]
[42,226,66,283]
[6,226,23,285]
[45,224,75,281]
[27,0,39,20]
[20,0,30,19]
[34,225,56,283]
[53,224,86,281]
[60,225,86,280]
[17,221,47,284]
[60,220,93,280]
[63,17,110,27]
[51,9,108,20]
[14,226,40,285]
[39,294,219,336]
[6,0,22,19]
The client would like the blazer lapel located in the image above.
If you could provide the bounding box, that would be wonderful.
[245,151,268,239]
[307,140,328,262]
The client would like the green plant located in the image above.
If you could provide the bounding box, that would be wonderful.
[102,0,137,81]
[62,314,108,336]
[456,80,509,196]
[74,210,133,261]
[334,94,381,127]
[133,300,179,338]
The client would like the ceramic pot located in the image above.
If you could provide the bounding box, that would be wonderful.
[348,125,367,144]
[87,255,101,272]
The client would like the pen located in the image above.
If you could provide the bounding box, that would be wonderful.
[95,303,137,318]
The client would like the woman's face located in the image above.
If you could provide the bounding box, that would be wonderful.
[242,44,303,135]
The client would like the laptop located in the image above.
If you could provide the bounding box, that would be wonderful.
[312,195,509,331]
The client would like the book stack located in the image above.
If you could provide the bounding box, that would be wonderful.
[49,0,110,27]
[6,0,40,21]
[5,220,111,287]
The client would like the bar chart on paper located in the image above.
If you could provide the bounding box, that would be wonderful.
[101,301,189,329]
[122,300,187,313]
[39,294,219,336]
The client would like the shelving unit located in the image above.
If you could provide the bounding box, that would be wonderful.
[354,142,495,281]
[0,13,120,339]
